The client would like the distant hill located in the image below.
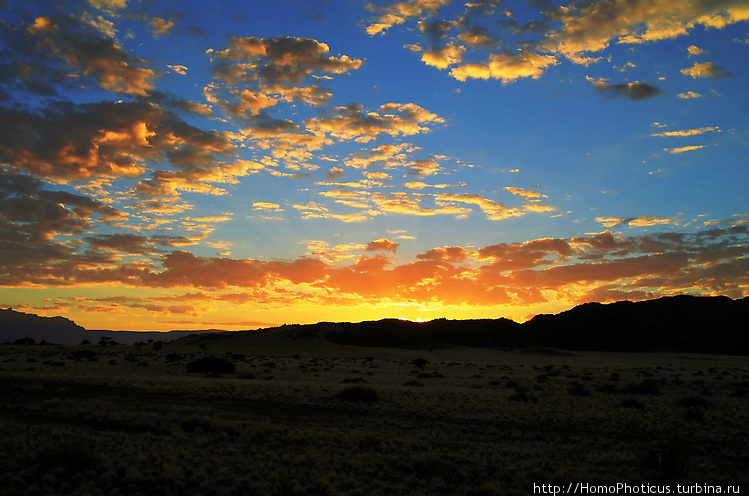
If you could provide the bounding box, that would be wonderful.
[176,295,749,355]
[523,295,749,354]
[0,308,218,345]
[3,295,749,354]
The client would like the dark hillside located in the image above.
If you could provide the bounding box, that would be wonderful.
[4,295,749,354]
[523,295,749,354]
[0,308,86,344]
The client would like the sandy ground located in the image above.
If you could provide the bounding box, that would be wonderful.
[1,340,748,495]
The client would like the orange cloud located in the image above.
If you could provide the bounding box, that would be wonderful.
[4,224,748,315]
[366,238,399,252]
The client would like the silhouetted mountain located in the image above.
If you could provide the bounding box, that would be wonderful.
[4,295,749,353]
[523,295,749,354]
[192,295,748,354]
[0,308,87,344]
[0,308,219,345]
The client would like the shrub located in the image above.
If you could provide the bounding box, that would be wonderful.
[504,380,529,393]
[71,349,97,361]
[336,385,379,403]
[617,398,645,410]
[411,358,428,369]
[568,382,592,397]
[403,380,424,387]
[675,395,710,408]
[33,440,97,476]
[621,378,661,395]
[683,408,705,421]
[508,392,531,402]
[165,353,183,363]
[594,383,620,394]
[186,356,236,374]
[341,377,368,384]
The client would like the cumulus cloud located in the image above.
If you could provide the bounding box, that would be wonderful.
[366,0,454,36]
[148,17,174,37]
[677,91,702,99]
[450,51,558,82]
[4,217,748,313]
[25,14,157,96]
[305,102,444,143]
[681,61,733,79]
[208,35,362,118]
[366,238,399,252]
[0,101,236,184]
[365,0,749,84]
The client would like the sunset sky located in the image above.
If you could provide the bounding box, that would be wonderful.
[1,0,748,332]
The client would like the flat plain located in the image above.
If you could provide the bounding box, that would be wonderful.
[1,335,748,496]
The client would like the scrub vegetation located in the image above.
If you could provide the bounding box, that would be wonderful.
[1,341,747,496]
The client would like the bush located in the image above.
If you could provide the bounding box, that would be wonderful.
[411,358,428,369]
[675,395,710,408]
[336,386,379,403]
[594,383,620,394]
[617,398,645,410]
[186,356,236,374]
[71,349,97,361]
[567,381,592,396]
[508,392,531,402]
[621,378,661,395]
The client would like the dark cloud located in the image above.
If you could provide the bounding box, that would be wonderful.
[592,81,663,101]
[23,14,157,95]
[0,100,234,181]
[0,167,124,286]
[421,19,453,45]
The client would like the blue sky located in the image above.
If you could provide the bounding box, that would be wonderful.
[1,0,747,331]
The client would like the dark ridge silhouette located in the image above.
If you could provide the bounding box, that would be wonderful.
[0,308,218,345]
[522,295,749,354]
[0,307,86,344]
[3,295,749,354]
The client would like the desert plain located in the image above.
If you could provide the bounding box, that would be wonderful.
[1,331,748,496]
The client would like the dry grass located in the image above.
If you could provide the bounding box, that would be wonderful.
[1,341,748,495]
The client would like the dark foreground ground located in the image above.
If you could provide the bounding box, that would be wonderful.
[1,342,748,496]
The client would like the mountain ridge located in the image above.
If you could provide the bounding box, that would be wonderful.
[2,295,748,354]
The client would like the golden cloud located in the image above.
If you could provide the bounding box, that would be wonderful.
[305,103,443,143]
[651,126,720,137]
[665,145,706,154]
[366,0,453,35]
[681,61,733,79]
[450,51,558,82]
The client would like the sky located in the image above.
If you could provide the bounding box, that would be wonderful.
[0,0,748,332]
